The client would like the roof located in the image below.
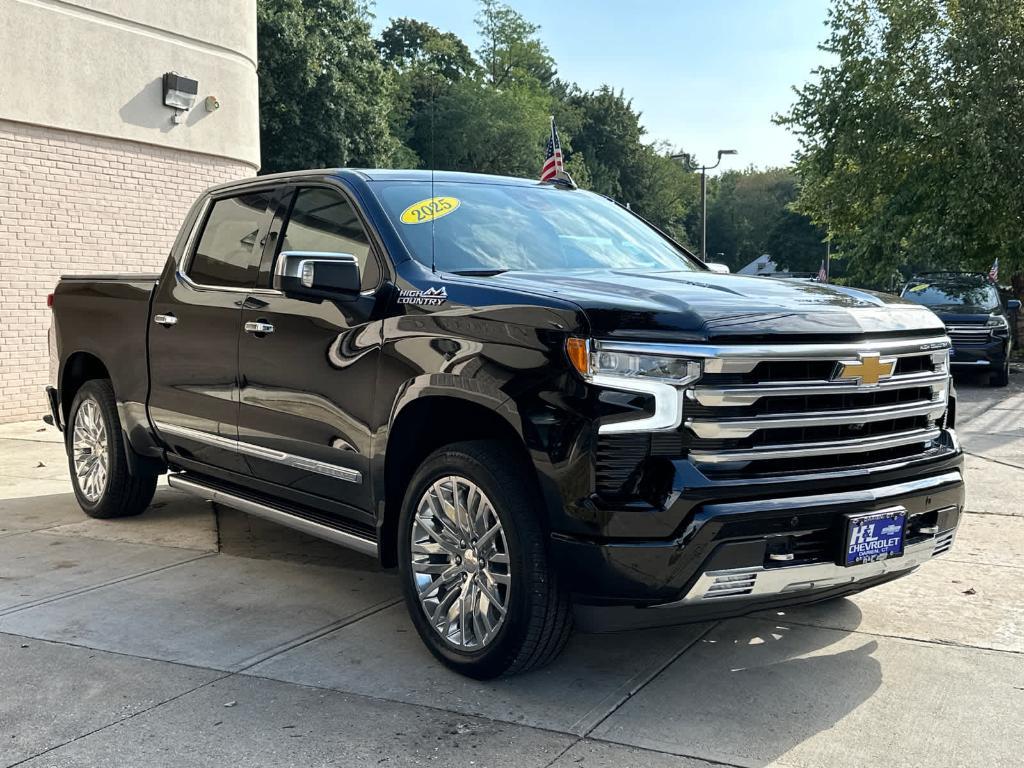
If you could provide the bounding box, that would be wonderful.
[347,169,543,186]
[200,168,557,199]
[738,255,780,275]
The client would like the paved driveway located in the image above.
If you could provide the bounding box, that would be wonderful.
[1,373,1022,767]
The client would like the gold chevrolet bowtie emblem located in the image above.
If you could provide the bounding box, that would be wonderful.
[833,353,896,386]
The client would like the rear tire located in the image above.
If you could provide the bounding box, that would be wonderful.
[397,440,572,679]
[990,361,1009,387]
[66,379,157,519]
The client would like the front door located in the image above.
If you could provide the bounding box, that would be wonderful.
[149,189,275,475]
[236,184,385,525]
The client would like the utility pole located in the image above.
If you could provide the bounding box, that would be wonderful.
[673,149,738,261]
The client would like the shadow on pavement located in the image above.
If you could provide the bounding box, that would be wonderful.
[594,602,877,766]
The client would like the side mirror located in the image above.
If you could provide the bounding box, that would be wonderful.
[705,262,730,274]
[1008,299,1021,312]
[273,251,361,298]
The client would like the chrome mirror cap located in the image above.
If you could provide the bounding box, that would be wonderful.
[273,251,358,292]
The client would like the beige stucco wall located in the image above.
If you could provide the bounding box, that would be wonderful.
[0,0,259,424]
[0,0,259,168]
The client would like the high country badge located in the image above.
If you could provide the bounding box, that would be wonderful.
[398,286,448,306]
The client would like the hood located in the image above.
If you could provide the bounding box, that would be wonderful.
[930,310,1000,326]
[484,269,946,340]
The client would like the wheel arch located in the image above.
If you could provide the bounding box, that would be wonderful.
[59,351,112,424]
[379,393,536,568]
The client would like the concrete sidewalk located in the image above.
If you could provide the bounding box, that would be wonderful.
[1,374,1022,768]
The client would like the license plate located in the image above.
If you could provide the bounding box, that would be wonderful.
[844,508,906,566]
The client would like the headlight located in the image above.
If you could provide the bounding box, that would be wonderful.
[985,315,1008,328]
[566,338,702,384]
[566,338,702,434]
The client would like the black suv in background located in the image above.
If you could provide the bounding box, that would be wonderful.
[901,273,1020,386]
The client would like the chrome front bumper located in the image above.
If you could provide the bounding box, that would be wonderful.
[657,527,956,608]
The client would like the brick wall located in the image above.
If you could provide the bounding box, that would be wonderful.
[0,119,255,424]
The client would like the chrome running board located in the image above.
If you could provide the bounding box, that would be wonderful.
[167,474,378,558]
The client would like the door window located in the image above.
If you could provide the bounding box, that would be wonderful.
[279,188,380,288]
[189,191,273,288]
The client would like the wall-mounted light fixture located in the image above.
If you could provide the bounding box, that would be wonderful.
[162,72,199,123]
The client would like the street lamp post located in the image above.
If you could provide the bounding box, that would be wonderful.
[673,149,738,261]
[700,149,737,262]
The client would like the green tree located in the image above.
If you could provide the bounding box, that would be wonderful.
[378,17,477,80]
[475,0,556,88]
[778,0,1024,286]
[371,3,697,240]
[562,86,644,199]
[378,17,480,168]
[416,79,552,175]
[703,168,824,272]
[257,0,396,173]
[379,4,554,176]
[765,209,828,274]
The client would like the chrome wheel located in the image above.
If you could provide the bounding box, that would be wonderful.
[410,476,511,649]
[72,399,108,502]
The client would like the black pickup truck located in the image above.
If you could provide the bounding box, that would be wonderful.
[46,169,964,678]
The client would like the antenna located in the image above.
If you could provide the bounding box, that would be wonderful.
[430,86,437,274]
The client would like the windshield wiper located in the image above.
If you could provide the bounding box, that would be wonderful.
[450,268,510,276]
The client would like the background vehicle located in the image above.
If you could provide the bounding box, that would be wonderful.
[900,273,1020,386]
[47,169,964,678]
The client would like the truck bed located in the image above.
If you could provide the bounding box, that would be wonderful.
[51,273,159,448]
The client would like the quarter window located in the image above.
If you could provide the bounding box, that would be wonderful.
[279,188,379,287]
[189,192,273,288]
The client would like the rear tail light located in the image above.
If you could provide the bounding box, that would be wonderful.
[46,293,54,308]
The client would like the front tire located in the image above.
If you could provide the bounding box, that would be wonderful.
[397,440,572,679]
[67,379,157,519]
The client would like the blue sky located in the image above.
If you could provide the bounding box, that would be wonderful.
[369,0,833,171]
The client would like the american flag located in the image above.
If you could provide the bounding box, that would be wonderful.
[540,116,564,182]
[989,258,999,283]
[817,259,828,283]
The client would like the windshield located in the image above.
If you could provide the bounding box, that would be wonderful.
[901,281,1001,313]
[374,181,699,274]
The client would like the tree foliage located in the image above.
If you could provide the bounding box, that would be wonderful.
[705,168,825,272]
[778,0,1024,284]
[475,0,556,88]
[257,0,799,254]
[257,0,396,173]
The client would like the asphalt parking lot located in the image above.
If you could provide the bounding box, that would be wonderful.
[1,372,1022,768]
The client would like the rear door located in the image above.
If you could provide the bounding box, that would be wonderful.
[236,183,385,522]
[149,188,276,474]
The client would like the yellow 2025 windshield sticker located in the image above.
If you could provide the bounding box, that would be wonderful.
[400,196,461,224]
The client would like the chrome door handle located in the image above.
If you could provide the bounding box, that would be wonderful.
[244,321,274,335]
[153,314,177,327]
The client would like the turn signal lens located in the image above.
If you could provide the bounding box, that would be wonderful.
[566,337,590,376]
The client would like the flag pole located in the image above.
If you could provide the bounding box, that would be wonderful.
[825,232,831,282]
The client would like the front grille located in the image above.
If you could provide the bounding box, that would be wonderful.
[594,335,953,492]
[946,325,991,347]
[686,340,949,477]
